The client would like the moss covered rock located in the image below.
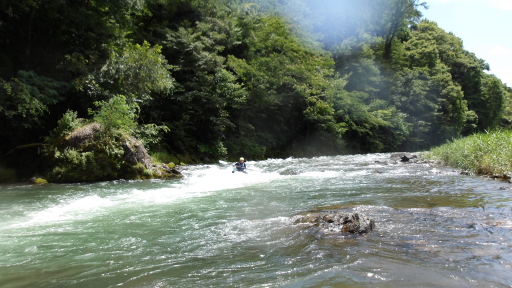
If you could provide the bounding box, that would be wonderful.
[29,177,48,184]
[45,123,182,183]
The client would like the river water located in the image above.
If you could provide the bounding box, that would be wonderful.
[1,153,511,287]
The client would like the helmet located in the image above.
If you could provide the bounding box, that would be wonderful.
[240,157,244,161]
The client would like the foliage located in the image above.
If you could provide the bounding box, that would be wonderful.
[150,151,175,165]
[134,123,170,152]
[198,141,228,159]
[89,95,138,137]
[501,86,512,126]
[0,76,48,128]
[389,20,478,150]
[0,71,70,172]
[225,137,267,160]
[226,14,340,156]
[479,74,506,130]
[46,146,124,183]
[143,4,248,159]
[377,0,426,59]
[0,70,69,145]
[44,110,85,146]
[84,41,175,104]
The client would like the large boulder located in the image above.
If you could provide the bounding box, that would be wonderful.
[293,210,375,235]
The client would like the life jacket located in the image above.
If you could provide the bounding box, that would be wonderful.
[235,162,246,170]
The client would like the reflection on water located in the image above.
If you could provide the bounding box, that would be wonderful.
[1,153,511,287]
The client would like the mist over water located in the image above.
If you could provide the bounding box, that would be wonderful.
[1,154,512,287]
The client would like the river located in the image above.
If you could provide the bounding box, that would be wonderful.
[1,153,511,287]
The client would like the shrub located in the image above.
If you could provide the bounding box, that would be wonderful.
[88,95,138,137]
[44,110,85,145]
[134,124,170,152]
[151,151,175,164]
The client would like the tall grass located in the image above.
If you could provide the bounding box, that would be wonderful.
[428,130,512,177]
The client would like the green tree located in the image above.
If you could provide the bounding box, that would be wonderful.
[136,1,248,159]
[0,0,144,175]
[83,41,175,104]
[227,14,339,156]
[0,71,70,170]
[392,21,471,149]
[378,0,426,59]
[479,74,506,130]
[89,95,139,136]
[407,20,492,132]
[332,36,383,98]
[501,86,512,127]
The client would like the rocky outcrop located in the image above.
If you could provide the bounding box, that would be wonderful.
[52,122,182,182]
[65,123,154,170]
[292,210,375,235]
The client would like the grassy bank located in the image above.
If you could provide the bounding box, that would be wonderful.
[427,130,512,178]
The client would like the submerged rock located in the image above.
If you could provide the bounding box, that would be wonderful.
[292,210,375,235]
[279,168,302,175]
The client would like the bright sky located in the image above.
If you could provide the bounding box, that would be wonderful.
[421,0,512,87]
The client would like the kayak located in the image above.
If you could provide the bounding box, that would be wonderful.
[232,166,248,174]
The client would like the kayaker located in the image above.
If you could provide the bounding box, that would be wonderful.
[233,157,246,173]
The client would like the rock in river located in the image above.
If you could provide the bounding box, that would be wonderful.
[292,210,375,235]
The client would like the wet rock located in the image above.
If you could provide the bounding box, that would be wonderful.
[390,152,417,162]
[152,163,182,179]
[292,211,375,235]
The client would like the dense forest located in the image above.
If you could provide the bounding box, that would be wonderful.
[1,0,511,181]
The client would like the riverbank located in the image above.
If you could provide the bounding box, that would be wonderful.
[425,129,512,180]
